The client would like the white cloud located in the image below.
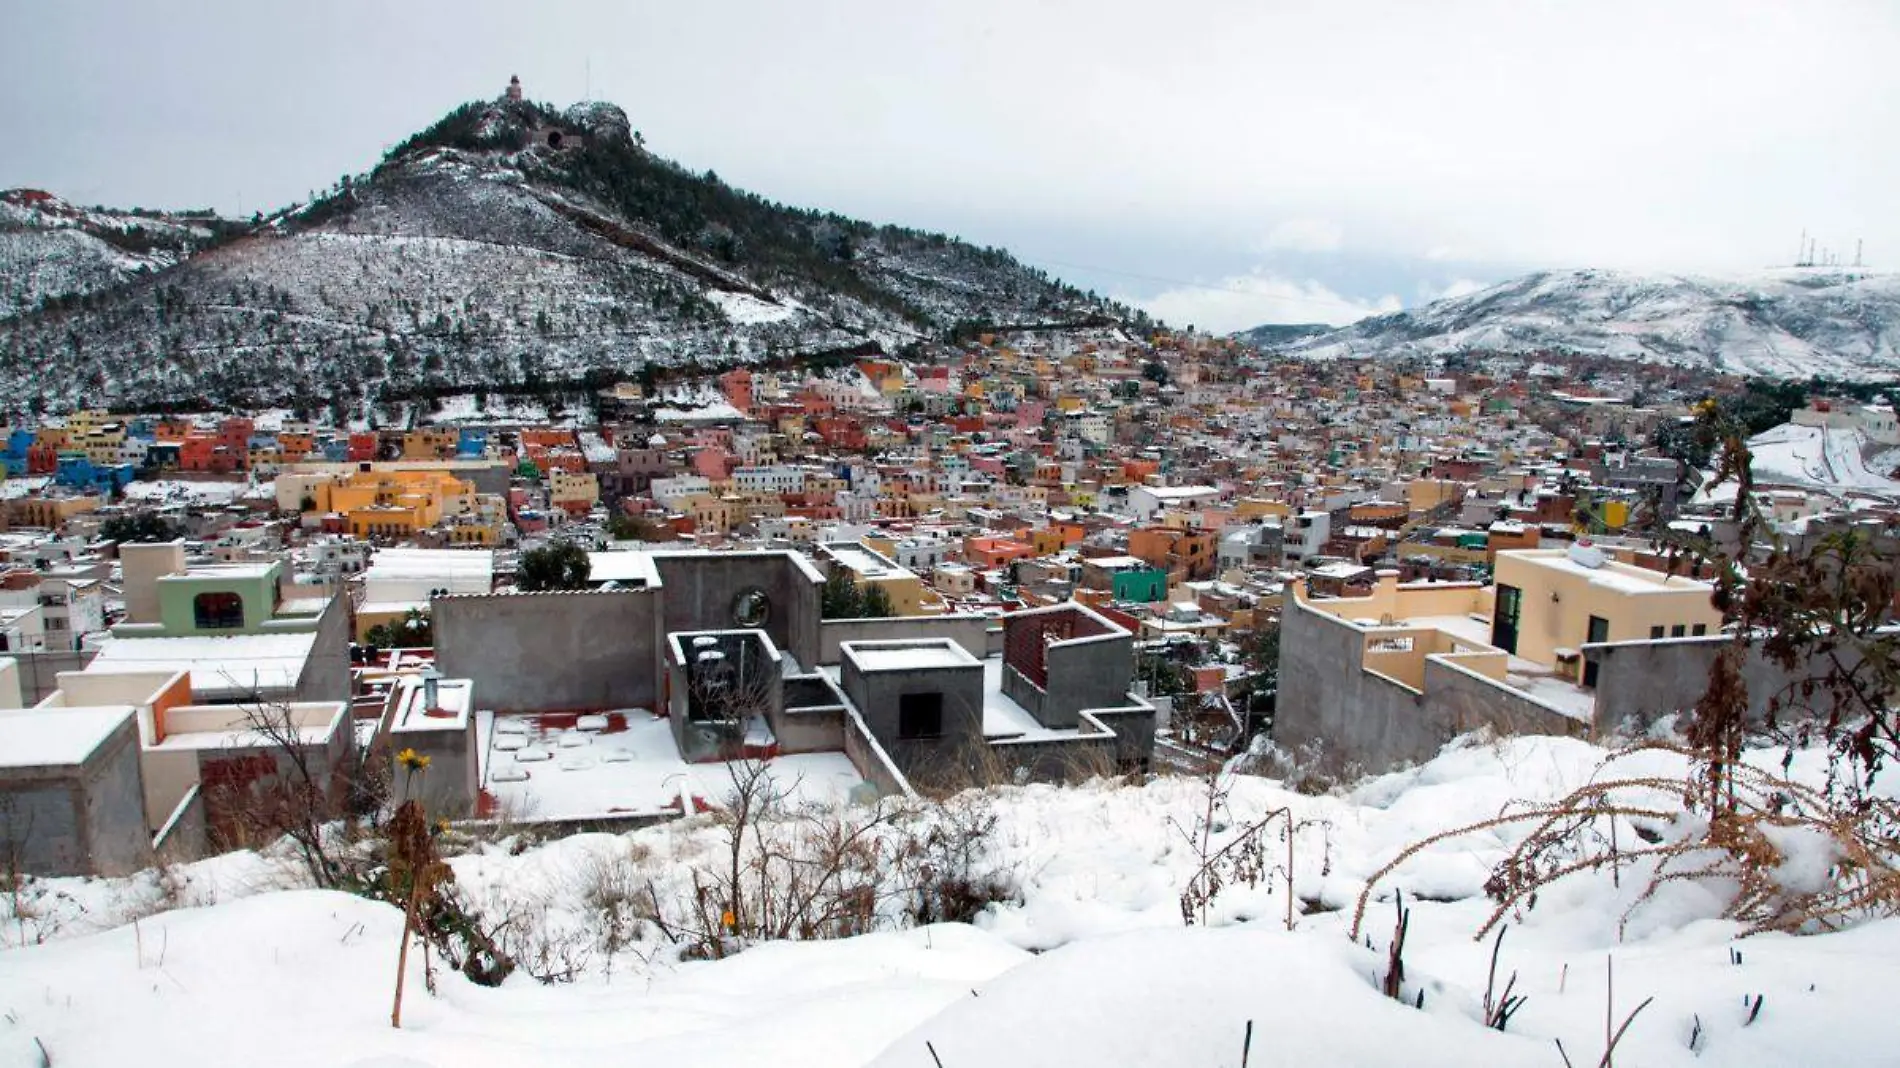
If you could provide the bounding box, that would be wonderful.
[1260,218,1344,254]
[1129,273,1401,333]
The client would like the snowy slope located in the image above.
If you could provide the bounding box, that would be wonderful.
[6,736,1900,1066]
[1744,422,1900,495]
[0,189,234,319]
[0,97,1115,412]
[1285,268,1900,380]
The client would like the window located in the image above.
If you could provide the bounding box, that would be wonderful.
[1670,624,1686,638]
[898,692,944,740]
[1693,624,1707,636]
[731,587,771,628]
[193,591,245,630]
[1650,626,1665,640]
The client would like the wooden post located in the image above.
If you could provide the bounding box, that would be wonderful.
[391,881,422,1028]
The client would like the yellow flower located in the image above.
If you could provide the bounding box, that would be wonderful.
[396,747,431,771]
[721,909,736,930]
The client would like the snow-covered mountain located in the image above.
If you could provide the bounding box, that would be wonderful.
[1276,268,1900,380]
[0,189,240,319]
[0,94,1122,412]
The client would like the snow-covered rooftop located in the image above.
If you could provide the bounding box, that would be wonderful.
[0,705,132,768]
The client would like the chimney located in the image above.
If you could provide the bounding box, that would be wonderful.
[421,664,441,712]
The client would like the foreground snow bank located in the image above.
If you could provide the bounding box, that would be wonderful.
[872,925,1537,1067]
[6,889,1896,1068]
[6,735,1900,1065]
[0,891,1027,1068]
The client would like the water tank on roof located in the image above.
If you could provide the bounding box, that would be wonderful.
[1568,540,1605,570]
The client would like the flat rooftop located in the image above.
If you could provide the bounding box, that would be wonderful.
[1505,548,1713,595]
[826,544,917,581]
[87,631,316,697]
[476,710,863,820]
[0,706,132,768]
[843,639,981,673]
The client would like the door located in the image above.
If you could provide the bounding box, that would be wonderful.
[1582,615,1609,687]
[1491,584,1521,654]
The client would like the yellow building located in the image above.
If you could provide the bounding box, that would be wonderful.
[1403,478,1467,515]
[1491,547,1720,669]
[548,470,601,513]
[6,494,102,530]
[1232,498,1293,520]
[312,469,475,539]
[684,494,736,535]
[821,541,935,616]
[402,428,460,461]
[65,410,112,436]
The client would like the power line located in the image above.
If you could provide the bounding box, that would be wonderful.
[1017,255,1379,314]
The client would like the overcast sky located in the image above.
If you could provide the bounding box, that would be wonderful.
[5,1,1896,332]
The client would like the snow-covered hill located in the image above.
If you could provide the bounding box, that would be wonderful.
[1282,268,1900,380]
[0,189,237,319]
[0,95,1121,412]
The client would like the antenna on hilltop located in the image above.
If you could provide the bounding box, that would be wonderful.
[1856,239,1864,268]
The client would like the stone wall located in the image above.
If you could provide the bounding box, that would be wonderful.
[435,589,663,712]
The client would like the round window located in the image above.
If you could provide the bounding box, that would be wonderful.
[731,587,770,628]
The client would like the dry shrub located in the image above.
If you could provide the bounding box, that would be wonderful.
[1349,741,1900,943]
[644,764,1016,959]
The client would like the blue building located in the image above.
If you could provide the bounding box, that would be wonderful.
[456,428,489,458]
[54,454,136,495]
[2,429,35,477]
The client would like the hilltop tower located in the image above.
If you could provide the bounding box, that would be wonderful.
[505,75,523,102]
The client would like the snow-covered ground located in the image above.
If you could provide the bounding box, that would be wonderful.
[475,709,863,820]
[121,479,262,506]
[4,735,1899,1065]
[1743,422,1900,496]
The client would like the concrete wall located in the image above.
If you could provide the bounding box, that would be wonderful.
[651,553,823,671]
[293,595,352,704]
[1275,597,1587,776]
[0,778,84,876]
[435,589,663,712]
[83,719,153,875]
[151,785,206,865]
[666,630,783,762]
[393,720,478,818]
[4,649,99,706]
[774,673,849,754]
[841,708,913,797]
[1042,635,1136,728]
[0,715,150,877]
[841,659,984,776]
[817,614,990,665]
[1585,635,1863,732]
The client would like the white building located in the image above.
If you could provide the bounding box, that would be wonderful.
[0,571,105,652]
[1127,485,1220,522]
